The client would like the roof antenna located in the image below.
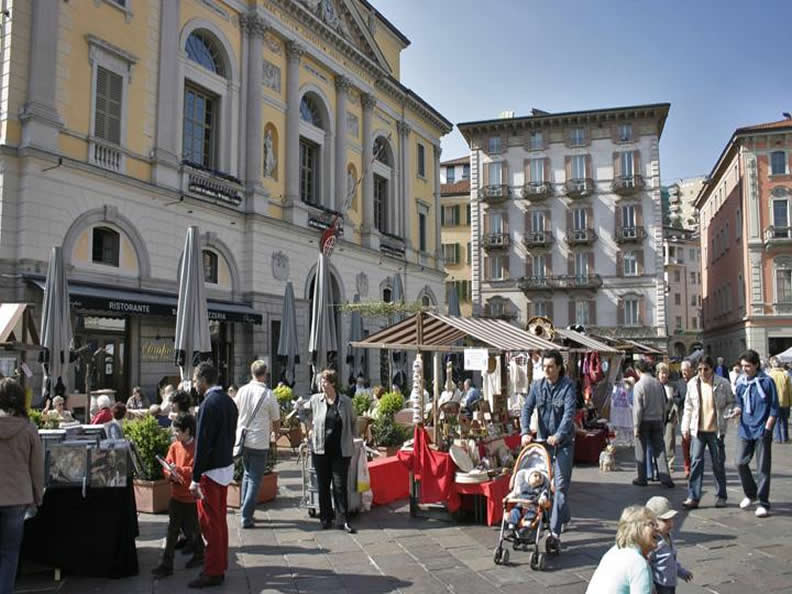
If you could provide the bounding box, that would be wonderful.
[41,157,63,173]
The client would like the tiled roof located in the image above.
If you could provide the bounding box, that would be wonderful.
[441,180,470,194]
[736,118,792,133]
[441,155,470,166]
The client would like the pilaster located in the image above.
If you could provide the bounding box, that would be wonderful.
[433,144,443,269]
[361,92,376,248]
[334,76,351,213]
[397,120,412,254]
[241,13,269,214]
[284,41,305,223]
[152,0,181,189]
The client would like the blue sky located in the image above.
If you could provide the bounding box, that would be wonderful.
[369,0,792,183]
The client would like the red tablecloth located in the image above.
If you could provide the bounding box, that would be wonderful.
[453,473,511,526]
[368,455,409,505]
[574,428,608,464]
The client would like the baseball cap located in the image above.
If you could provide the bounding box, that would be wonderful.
[646,496,678,520]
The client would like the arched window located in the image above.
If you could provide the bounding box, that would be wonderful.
[300,96,323,128]
[92,226,120,267]
[186,31,225,76]
[203,250,218,284]
[374,137,390,165]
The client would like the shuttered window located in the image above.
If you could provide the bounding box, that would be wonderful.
[95,66,122,144]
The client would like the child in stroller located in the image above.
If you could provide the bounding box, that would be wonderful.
[494,442,555,569]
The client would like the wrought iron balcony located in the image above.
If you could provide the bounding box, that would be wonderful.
[181,161,244,207]
[615,226,647,244]
[557,273,603,290]
[380,232,406,259]
[482,232,511,250]
[564,178,594,198]
[764,226,792,248]
[612,174,646,196]
[518,275,554,292]
[522,231,554,249]
[566,228,597,246]
[481,307,517,321]
[479,184,511,203]
[521,181,553,201]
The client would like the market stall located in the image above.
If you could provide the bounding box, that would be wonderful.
[352,312,561,521]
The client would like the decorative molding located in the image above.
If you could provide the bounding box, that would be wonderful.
[376,113,392,127]
[356,271,369,297]
[262,59,281,93]
[95,0,133,23]
[396,121,411,137]
[239,13,269,37]
[272,250,290,281]
[335,75,352,93]
[199,0,231,21]
[346,112,359,137]
[263,32,282,54]
[85,34,138,81]
[361,92,376,111]
[286,40,305,62]
[303,62,328,82]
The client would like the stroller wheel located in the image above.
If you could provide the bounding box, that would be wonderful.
[537,552,546,570]
[493,546,509,565]
[308,508,317,518]
[545,535,561,556]
[529,551,539,570]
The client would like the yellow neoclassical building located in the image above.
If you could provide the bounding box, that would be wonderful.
[0,0,451,396]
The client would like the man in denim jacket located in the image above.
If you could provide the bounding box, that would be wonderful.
[520,349,577,550]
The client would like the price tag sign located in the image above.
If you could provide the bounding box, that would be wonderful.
[464,348,489,371]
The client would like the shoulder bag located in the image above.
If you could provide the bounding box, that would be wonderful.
[233,390,269,458]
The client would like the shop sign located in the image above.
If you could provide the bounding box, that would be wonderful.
[464,348,489,371]
[70,295,262,325]
[141,340,175,362]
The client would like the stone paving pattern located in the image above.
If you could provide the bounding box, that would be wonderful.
[16,438,792,593]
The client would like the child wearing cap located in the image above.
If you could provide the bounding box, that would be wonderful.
[645,496,693,593]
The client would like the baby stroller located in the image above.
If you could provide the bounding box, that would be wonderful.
[493,442,556,569]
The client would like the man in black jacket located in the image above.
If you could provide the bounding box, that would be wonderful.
[188,363,237,589]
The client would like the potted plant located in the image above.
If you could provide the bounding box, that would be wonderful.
[371,391,409,456]
[124,415,172,514]
[227,441,279,508]
[353,391,372,437]
[274,384,302,448]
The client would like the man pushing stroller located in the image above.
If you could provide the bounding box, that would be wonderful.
[520,349,577,552]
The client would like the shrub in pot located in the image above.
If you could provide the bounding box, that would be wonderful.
[372,415,411,457]
[274,384,302,447]
[124,415,171,513]
[227,441,279,508]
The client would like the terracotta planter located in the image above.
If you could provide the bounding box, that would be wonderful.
[226,472,278,509]
[133,479,171,514]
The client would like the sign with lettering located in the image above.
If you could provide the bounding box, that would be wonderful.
[464,348,489,371]
[141,340,176,362]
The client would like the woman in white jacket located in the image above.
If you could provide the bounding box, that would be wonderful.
[681,355,735,509]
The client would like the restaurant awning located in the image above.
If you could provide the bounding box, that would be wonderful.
[554,328,621,353]
[27,278,262,325]
[350,312,560,353]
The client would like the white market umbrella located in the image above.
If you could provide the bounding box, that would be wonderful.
[40,246,74,399]
[346,293,365,385]
[774,345,792,364]
[308,252,338,390]
[277,281,300,386]
[174,226,212,384]
[390,272,407,388]
[447,283,461,317]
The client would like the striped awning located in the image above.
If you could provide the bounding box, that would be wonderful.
[623,339,665,355]
[350,312,560,353]
[554,328,620,353]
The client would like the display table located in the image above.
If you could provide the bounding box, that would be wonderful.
[368,455,409,505]
[574,428,608,464]
[22,483,139,578]
[454,473,511,526]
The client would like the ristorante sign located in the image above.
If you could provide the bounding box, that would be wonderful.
[70,295,262,325]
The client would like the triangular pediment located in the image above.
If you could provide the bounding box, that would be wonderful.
[295,0,391,73]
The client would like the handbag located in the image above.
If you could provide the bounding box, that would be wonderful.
[233,390,268,458]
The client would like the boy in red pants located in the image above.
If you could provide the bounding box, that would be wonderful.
[152,414,204,578]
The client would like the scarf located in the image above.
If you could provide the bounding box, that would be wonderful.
[738,374,767,414]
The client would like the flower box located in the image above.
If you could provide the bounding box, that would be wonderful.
[226,472,278,508]
[133,479,171,514]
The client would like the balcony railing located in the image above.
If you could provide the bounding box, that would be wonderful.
[518,275,554,291]
[518,273,603,291]
[481,308,517,321]
[380,232,406,259]
[522,231,554,249]
[89,138,125,173]
[565,178,594,198]
[615,226,647,244]
[764,226,792,247]
[306,203,345,237]
[566,228,597,246]
[521,181,553,201]
[482,232,511,250]
[181,161,243,207]
[612,174,646,196]
[771,302,792,315]
[479,184,511,203]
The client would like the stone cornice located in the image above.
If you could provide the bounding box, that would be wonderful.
[285,40,305,62]
[361,92,376,111]
[239,12,270,38]
[375,76,452,136]
[334,75,352,93]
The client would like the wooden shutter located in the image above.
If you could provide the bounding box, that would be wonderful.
[587,252,594,273]
[545,301,554,321]
[639,295,647,325]
[567,253,574,275]
[615,205,623,233]
[584,126,591,146]
[440,206,446,226]
[545,253,553,275]
[96,66,123,144]
[544,209,552,232]
[585,154,593,178]
[564,156,572,181]
[544,157,551,183]
[453,205,460,225]
[636,250,644,274]
[524,159,531,182]
[502,256,510,280]
[588,301,596,325]
[525,256,533,277]
[524,210,530,234]
[483,255,490,280]
[482,163,489,186]
[586,207,594,231]
[568,300,576,325]
[454,244,460,264]
[502,161,510,186]
[633,150,642,177]
[613,151,620,177]
[616,251,624,277]
[617,298,625,325]
[566,210,573,234]
[483,213,490,233]
[636,204,644,227]
[610,125,619,144]
[503,213,509,233]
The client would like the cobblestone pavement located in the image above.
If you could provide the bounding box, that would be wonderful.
[16,437,792,593]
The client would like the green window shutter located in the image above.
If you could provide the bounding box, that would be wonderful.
[95,66,123,144]
[455,243,460,264]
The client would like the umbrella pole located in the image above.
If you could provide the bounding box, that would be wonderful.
[432,352,440,443]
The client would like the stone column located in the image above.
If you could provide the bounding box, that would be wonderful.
[241,14,268,188]
[20,0,63,150]
[334,76,351,212]
[152,0,181,188]
[284,41,304,213]
[361,92,376,247]
[397,121,412,249]
[433,144,443,267]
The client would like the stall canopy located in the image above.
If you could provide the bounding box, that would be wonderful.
[554,328,621,353]
[351,312,560,353]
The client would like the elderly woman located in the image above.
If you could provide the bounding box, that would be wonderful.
[657,363,682,471]
[90,395,114,425]
[51,396,74,422]
[586,505,657,593]
[303,369,357,533]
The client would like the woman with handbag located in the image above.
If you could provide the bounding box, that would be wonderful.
[304,369,357,533]
[233,361,280,529]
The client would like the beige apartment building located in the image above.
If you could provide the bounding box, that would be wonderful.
[440,156,473,316]
[663,226,702,358]
[457,104,669,350]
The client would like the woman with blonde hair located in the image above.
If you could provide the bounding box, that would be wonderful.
[586,505,657,593]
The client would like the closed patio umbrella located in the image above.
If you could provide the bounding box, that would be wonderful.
[277,281,300,386]
[40,246,74,400]
[174,226,212,385]
[447,283,461,317]
[390,272,407,389]
[308,252,338,390]
[346,293,364,385]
